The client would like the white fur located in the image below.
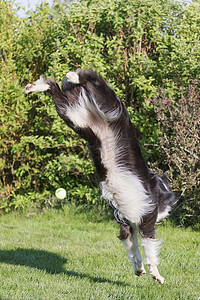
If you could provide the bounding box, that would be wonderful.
[101,171,153,224]
[66,71,80,84]
[142,238,160,266]
[24,76,50,94]
[121,225,146,276]
[157,205,171,222]
[142,237,164,284]
[67,102,90,129]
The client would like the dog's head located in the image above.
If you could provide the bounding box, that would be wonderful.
[61,69,122,120]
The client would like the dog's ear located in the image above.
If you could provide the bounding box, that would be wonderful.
[161,171,168,182]
[174,190,182,199]
[77,69,102,86]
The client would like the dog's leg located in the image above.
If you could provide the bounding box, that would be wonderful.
[119,224,146,276]
[142,237,165,284]
[24,76,50,93]
[66,71,80,84]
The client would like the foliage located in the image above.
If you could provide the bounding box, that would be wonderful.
[0,0,199,227]
[153,82,200,229]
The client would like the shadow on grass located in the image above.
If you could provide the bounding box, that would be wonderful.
[0,248,130,287]
[0,248,66,274]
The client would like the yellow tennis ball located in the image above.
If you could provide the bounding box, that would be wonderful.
[55,188,66,200]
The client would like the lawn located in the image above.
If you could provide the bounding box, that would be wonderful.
[0,205,199,300]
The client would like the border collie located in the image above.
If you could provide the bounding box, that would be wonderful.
[25,69,175,284]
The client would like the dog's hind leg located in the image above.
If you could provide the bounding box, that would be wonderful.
[139,208,164,283]
[119,224,146,276]
[142,237,165,284]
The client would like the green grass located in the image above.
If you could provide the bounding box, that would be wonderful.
[0,206,199,300]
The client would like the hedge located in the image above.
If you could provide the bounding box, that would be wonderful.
[0,0,199,228]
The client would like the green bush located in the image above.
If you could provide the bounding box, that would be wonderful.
[152,81,200,229]
[0,0,199,228]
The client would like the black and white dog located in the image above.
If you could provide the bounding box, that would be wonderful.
[25,69,175,284]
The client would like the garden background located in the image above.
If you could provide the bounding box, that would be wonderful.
[0,0,199,229]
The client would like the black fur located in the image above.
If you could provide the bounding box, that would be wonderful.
[118,224,132,240]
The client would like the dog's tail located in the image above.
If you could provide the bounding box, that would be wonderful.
[150,172,176,222]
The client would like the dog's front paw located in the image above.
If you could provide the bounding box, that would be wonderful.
[24,83,34,94]
[66,72,80,84]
